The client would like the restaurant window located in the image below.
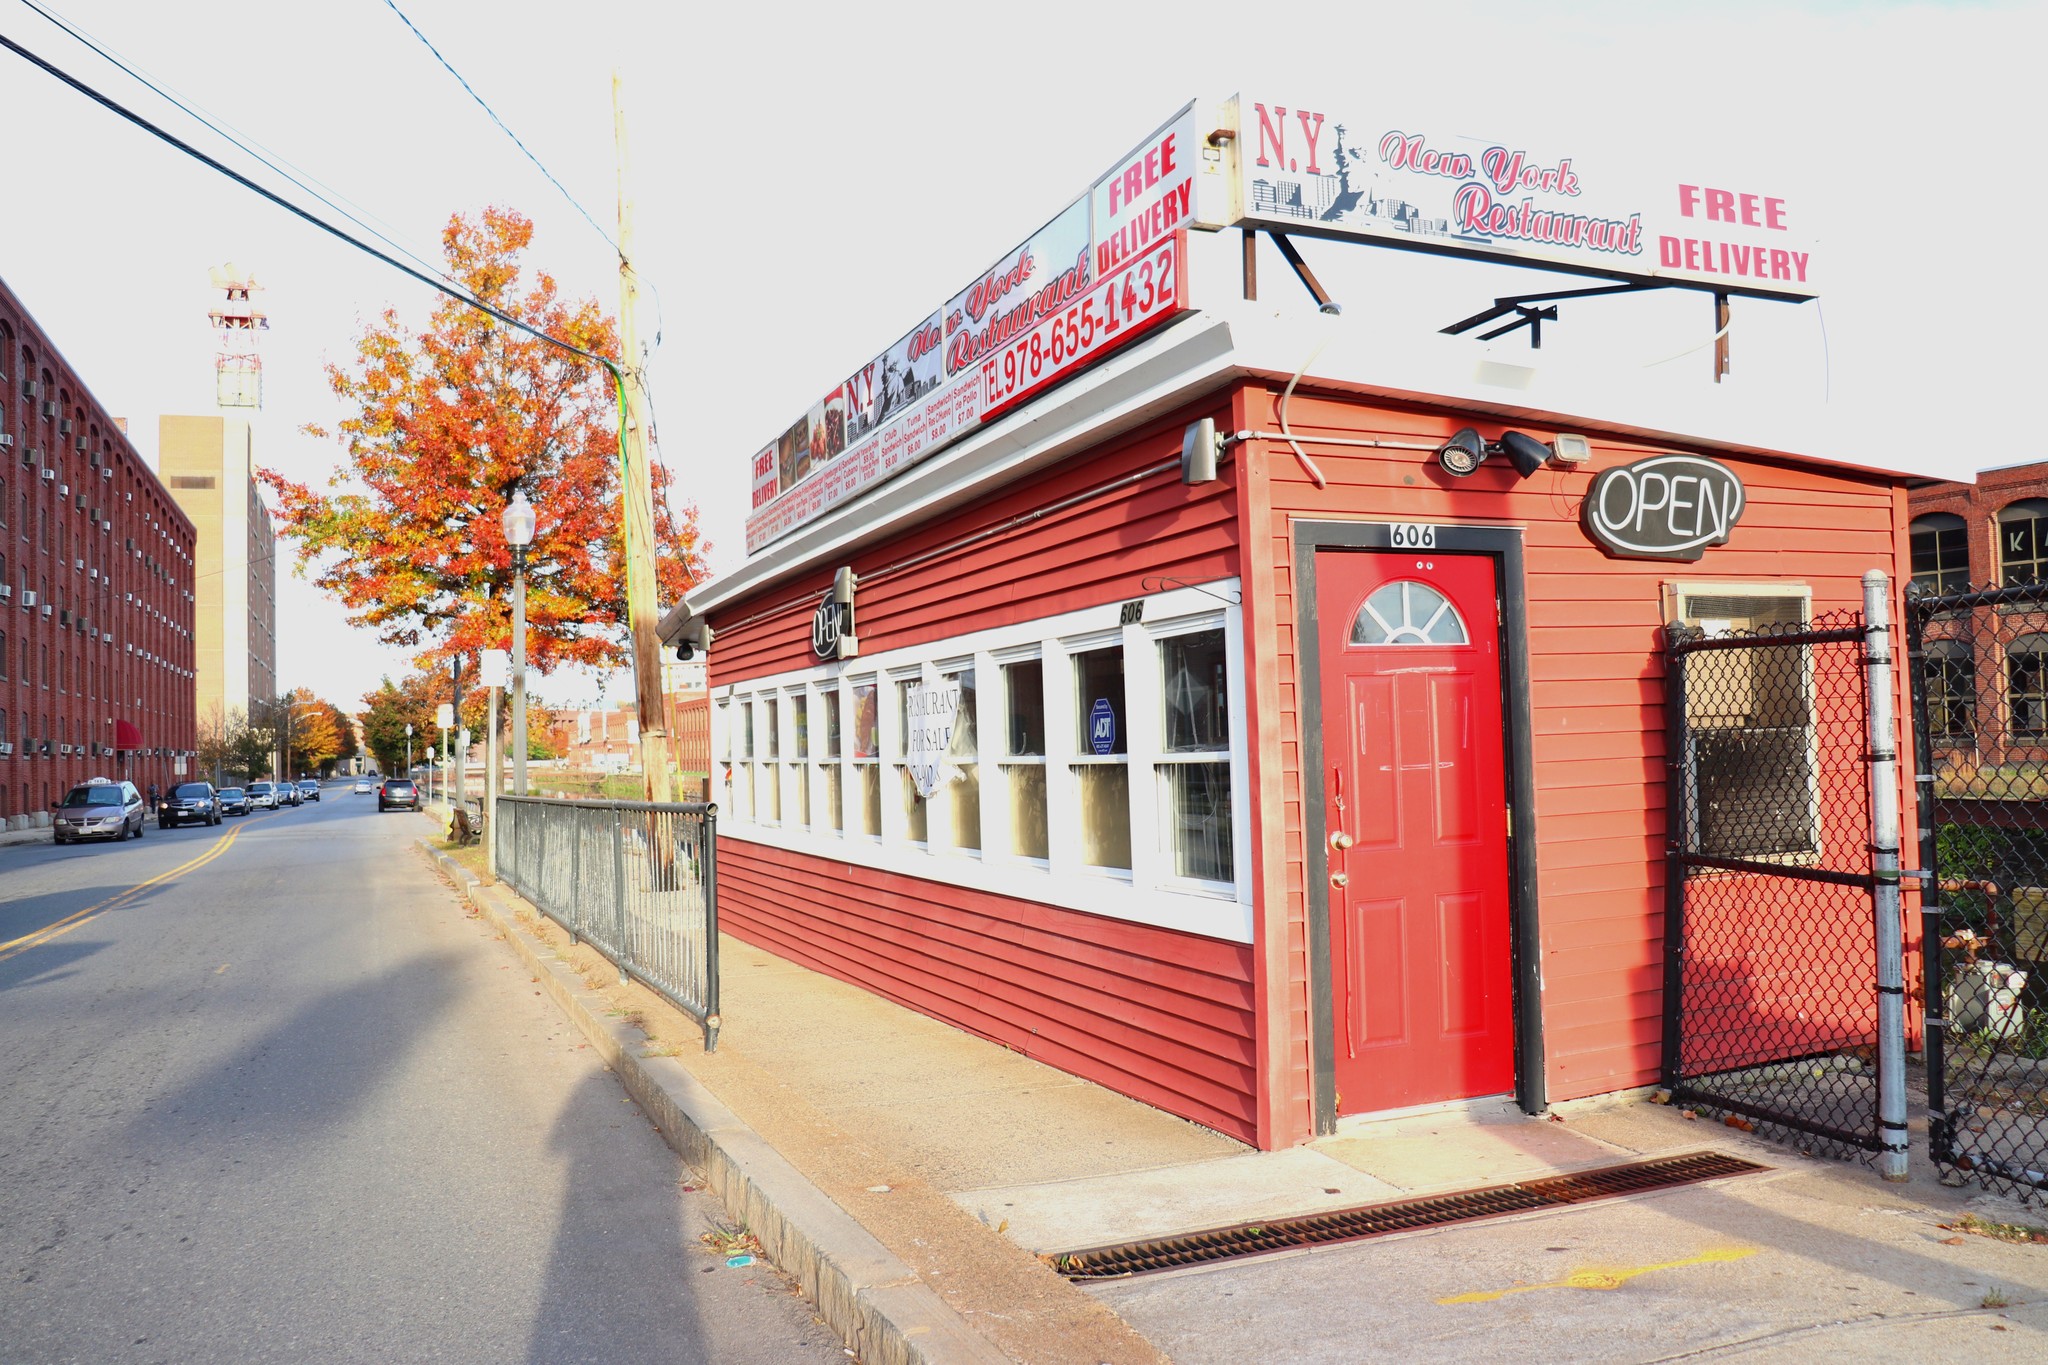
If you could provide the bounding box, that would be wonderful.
[1071,643,1130,872]
[788,692,810,827]
[1998,500,2048,586]
[1909,512,1968,595]
[1667,584,1817,861]
[1160,628,1231,883]
[710,582,1248,941]
[892,675,928,846]
[2009,634,2048,741]
[819,685,843,832]
[938,666,978,854]
[1925,638,1975,745]
[1001,657,1048,859]
[851,680,880,837]
[761,695,781,823]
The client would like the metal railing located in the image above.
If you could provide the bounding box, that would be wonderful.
[494,796,720,1049]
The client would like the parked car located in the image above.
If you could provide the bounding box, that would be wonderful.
[218,787,250,816]
[298,779,321,803]
[378,778,420,812]
[353,779,373,795]
[52,778,146,843]
[277,782,301,807]
[248,782,278,810]
[159,781,222,828]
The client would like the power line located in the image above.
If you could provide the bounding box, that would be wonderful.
[0,30,615,373]
[18,0,459,294]
[378,0,621,258]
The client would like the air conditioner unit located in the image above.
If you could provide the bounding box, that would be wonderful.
[58,418,72,435]
[40,400,55,418]
[100,467,112,480]
[0,742,13,756]
[40,468,55,482]
[0,433,12,447]
[21,590,36,607]
[73,437,86,452]
[88,568,98,580]
[59,610,71,627]
[0,583,9,601]
[40,603,52,618]
[74,558,83,571]
[21,379,38,399]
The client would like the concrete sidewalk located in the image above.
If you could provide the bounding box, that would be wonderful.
[418,840,2048,1363]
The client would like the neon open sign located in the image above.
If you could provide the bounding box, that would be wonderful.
[1582,454,1745,562]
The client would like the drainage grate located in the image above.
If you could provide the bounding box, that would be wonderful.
[1048,1151,1768,1280]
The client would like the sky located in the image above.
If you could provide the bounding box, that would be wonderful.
[0,0,2041,711]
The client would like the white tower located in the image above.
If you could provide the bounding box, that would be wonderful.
[207,263,269,410]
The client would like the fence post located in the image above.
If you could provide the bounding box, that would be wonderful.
[704,804,720,1051]
[1661,627,1691,1091]
[612,804,629,985]
[1902,586,1951,1167]
[1863,570,1911,1182]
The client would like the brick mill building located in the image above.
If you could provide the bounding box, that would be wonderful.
[2,277,198,826]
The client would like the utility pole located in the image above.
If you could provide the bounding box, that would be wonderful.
[614,72,675,806]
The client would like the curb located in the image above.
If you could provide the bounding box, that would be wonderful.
[417,839,1009,1365]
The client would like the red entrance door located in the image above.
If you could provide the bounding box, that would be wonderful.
[1316,550,1514,1114]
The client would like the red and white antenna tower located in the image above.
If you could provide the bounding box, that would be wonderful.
[207,262,269,410]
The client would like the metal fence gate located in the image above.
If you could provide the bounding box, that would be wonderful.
[1663,588,1909,1174]
[1909,580,2048,1201]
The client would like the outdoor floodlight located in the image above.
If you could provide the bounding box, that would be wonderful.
[1436,428,1489,477]
[1551,434,1592,465]
[1498,430,1552,478]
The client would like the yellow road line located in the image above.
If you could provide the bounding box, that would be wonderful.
[1438,1246,1758,1304]
[0,819,257,965]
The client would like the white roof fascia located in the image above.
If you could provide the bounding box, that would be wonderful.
[686,313,1239,616]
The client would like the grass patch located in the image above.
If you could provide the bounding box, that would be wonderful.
[1946,1213,2048,1246]
[1982,1287,2012,1309]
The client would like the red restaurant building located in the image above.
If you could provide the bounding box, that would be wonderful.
[2,277,198,825]
[664,98,1923,1149]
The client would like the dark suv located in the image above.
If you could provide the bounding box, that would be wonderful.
[378,778,419,812]
[160,781,222,828]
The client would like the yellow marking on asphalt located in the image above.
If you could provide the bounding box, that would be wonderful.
[1437,1246,1758,1304]
[0,819,258,965]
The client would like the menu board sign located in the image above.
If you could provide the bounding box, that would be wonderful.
[746,106,1202,554]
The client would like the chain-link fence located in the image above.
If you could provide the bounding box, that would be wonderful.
[495,796,721,1050]
[1909,582,2048,1201]
[1664,609,1903,1162]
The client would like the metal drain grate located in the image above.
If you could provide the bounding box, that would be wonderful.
[1048,1151,1768,1279]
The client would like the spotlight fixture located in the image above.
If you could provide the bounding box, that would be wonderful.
[1436,427,1489,477]
[1551,433,1592,464]
[1498,430,1551,478]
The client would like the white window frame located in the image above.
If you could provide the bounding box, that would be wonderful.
[708,579,1251,942]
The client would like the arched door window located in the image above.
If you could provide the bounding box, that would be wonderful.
[1351,581,1468,645]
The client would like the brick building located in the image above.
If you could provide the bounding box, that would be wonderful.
[2,278,198,826]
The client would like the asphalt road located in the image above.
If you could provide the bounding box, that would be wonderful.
[0,784,845,1364]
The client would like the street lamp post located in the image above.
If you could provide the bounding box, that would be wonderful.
[405,722,413,783]
[502,490,536,799]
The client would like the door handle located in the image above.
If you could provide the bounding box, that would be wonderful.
[1329,831,1354,852]
[1330,871,1349,888]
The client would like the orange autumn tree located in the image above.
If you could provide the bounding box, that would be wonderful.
[261,207,704,682]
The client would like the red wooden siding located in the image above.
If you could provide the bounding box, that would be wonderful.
[706,404,1266,1142]
[718,841,1260,1138]
[710,410,1240,683]
[1240,385,1908,1133]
